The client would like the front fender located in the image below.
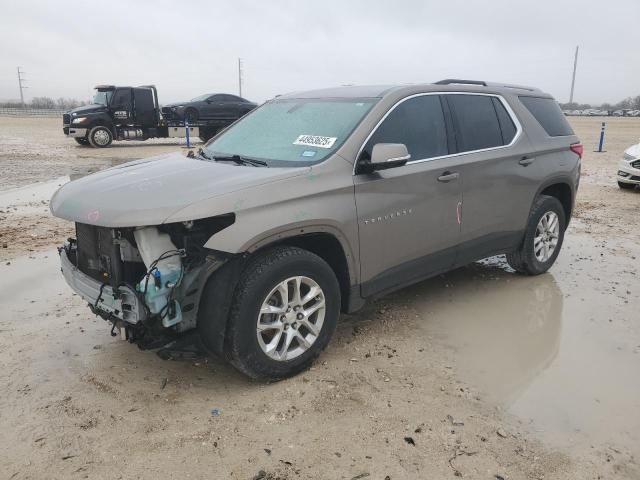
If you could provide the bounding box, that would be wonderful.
[204,209,360,285]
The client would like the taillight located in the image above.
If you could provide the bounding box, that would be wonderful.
[570,143,583,159]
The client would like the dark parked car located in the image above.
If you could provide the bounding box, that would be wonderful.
[161,93,257,124]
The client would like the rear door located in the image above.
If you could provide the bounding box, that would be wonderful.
[354,94,463,297]
[445,93,536,262]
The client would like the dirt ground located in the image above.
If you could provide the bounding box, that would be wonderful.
[0,116,639,480]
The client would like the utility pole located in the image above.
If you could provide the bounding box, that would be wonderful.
[569,46,579,104]
[17,66,27,108]
[238,58,243,98]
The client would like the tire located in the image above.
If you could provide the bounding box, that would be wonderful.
[74,137,90,146]
[184,108,199,123]
[88,126,113,148]
[222,246,340,380]
[506,195,566,275]
[618,181,636,190]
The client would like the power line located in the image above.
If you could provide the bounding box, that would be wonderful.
[569,46,579,104]
[17,66,28,107]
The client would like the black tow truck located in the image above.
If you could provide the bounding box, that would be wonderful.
[63,85,250,148]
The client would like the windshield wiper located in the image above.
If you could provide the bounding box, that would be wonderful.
[196,148,212,160]
[212,154,268,167]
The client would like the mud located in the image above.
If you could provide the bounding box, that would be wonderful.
[0,115,639,479]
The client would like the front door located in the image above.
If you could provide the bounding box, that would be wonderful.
[354,94,462,297]
[109,88,133,124]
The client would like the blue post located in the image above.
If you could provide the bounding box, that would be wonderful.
[596,122,605,152]
[185,119,191,148]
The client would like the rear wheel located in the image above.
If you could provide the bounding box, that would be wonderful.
[222,246,340,380]
[507,195,566,275]
[74,137,90,146]
[618,181,636,190]
[88,126,113,148]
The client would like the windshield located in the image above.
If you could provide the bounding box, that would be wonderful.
[191,93,212,102]
[93,90,113,106]
[203,98,376,165]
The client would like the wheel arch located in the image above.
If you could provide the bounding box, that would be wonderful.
[536,178,574,224]
[257,232,353,313]
[86,114,115,132]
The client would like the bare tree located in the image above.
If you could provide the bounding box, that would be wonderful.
[30,96,56,109]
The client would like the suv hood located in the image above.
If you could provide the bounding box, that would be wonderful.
[67,104,108,116]
[50,153,308,227]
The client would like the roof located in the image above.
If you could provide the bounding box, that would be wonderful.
[276,80,549,101]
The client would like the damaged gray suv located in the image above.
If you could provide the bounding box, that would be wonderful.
[51,79,582,379]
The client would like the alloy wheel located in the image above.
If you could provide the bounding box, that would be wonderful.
[256,276,326,361]
[534,211,560,262]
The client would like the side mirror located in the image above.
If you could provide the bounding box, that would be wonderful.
[369,143,411,171]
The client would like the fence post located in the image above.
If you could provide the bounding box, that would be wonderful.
[595,122,606,153]
[185,120,191,148]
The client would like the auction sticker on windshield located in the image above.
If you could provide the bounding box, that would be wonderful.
[293,135,337,149]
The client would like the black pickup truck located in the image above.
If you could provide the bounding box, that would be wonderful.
[63,85,256,148]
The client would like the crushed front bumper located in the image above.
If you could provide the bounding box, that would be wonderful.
[59,245,146,324]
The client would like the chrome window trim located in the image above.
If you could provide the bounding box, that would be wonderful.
[353,91,523,175]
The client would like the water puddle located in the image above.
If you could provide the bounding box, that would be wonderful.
[398,231,640,456]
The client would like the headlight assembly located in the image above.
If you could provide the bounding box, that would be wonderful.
[72,117,88,124]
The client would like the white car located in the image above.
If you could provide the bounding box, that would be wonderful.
[618,143,640,189]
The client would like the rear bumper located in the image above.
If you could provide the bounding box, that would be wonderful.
[59,244,146,324]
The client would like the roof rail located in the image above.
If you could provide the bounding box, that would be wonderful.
[434,79,540,92]
[434,79,487,86]
[484,81,540,92]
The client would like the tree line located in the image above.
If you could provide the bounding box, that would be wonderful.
[0,97,88,110]
[560,95,640,111]
[3,93,640,113]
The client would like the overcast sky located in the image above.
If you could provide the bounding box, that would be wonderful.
[1,0,638,105]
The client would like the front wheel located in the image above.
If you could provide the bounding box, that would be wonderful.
[507,195,566,275]
[221,246,340,380]
[88,126,113,148]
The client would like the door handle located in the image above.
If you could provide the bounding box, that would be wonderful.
[437,171,459,183]
[519,156,535,166]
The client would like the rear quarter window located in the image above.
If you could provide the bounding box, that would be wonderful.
[519,96,574,137]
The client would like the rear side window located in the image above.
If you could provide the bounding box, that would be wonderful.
[519,96,574,137]
[447,95,503,152]
[491,97,517,144]
[363,95,448,161]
